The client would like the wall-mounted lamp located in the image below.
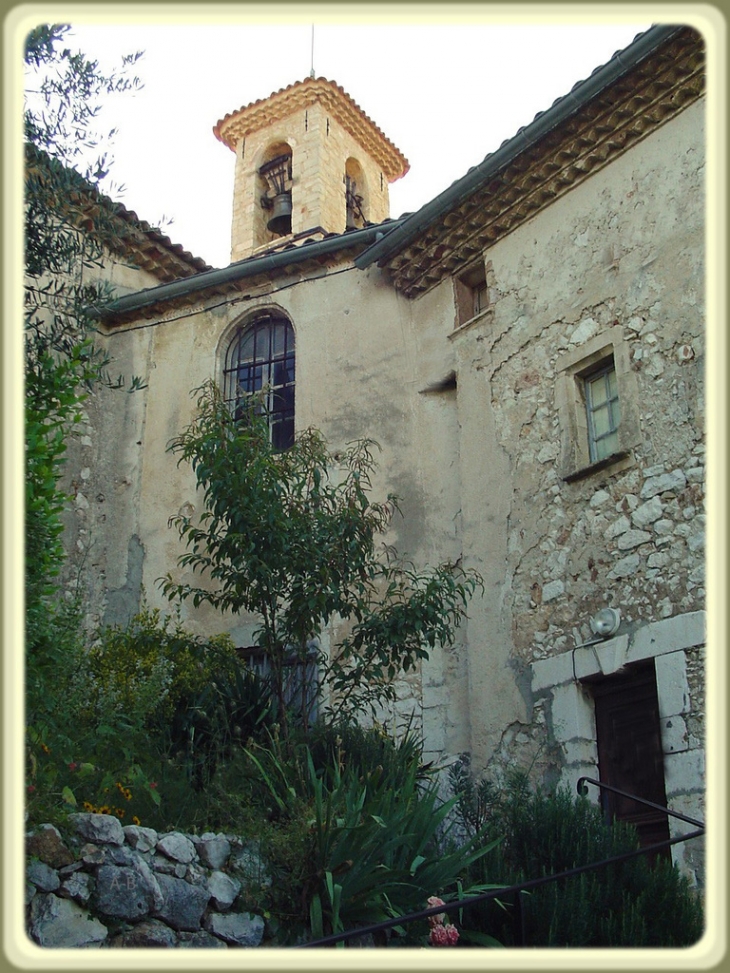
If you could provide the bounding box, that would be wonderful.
[589,607,621,639]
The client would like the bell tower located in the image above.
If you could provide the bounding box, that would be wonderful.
[214,77,409,263]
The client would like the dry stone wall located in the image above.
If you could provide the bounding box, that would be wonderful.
[26,814,271,949]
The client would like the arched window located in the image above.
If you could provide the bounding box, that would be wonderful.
[345,157,368,229]
[223,313,295,450]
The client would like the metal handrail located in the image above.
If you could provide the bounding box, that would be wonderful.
[576,776,705,828]
[296,778,704,949]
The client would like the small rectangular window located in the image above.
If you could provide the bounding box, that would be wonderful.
[556,327,639,482]
[454,261,489,327]
[473,281,489,317]
[585,362,620,462]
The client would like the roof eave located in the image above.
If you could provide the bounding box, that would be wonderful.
[354,23,685,271]
[91,220,406,322]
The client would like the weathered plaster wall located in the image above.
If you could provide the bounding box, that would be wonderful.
[438,99,705,847]
[72,97,705,851]
[60,260,187,632]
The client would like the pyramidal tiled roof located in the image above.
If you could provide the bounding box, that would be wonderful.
[213,76,409,182]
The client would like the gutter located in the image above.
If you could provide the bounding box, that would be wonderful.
[354,24,685,270]
[91,220,405,320]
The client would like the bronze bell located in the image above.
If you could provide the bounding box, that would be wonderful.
[267,192,292,235]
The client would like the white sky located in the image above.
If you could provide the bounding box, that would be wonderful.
[33,11,665,269]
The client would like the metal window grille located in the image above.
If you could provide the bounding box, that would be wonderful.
[241,646,319,725]
[585,362,620,462]
[223,314,295,450]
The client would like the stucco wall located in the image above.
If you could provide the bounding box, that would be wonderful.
[429,98,707,876]
[72,97,705,848]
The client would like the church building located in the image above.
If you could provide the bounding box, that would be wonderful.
[69,24,705,882]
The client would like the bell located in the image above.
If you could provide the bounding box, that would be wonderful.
[267,192,292,235]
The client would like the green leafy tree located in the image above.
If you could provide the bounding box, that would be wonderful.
[24,25,143,754]
[161,381,481,737]
[24,25,143,617]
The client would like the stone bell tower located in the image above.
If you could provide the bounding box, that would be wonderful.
[213,77,409,263]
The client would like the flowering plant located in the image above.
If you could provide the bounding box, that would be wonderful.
[427,896,460,947]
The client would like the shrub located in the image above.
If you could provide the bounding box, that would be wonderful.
[226,726,499,944]
[451,767,704,947]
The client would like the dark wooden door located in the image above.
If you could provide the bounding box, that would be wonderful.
[592,661,671,858]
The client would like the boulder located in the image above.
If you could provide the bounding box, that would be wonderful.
[29,893,108,948]
[26,824,74,868]
[204,911,265,947]
[27,859,59,893]
[68,813,125,846]
[94,863,161,920]
[58,870,93,906]
[178,929,228,948]
[207,870,241,910]
[109,919,179,948]
[156,832,197,864]
[194,834,231,870]
[123,824,158,853]
[153,873,210,932]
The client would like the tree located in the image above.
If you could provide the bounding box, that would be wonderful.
[160,381,482,737]
[24,25,143,723]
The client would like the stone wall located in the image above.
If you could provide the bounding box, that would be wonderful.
[26,814,270,949]
[445,97,705,772]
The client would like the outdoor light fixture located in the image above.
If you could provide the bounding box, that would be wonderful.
[589,607,621,638]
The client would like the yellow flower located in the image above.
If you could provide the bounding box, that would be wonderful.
[82,801,96,812]
[40,743,50,754]
[132,816,141,826]
[98,805,111,815]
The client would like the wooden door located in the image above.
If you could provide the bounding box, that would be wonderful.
[592,661,671,858]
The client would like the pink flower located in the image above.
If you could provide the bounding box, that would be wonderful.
[427,895,446,927]
[429,922,459,947]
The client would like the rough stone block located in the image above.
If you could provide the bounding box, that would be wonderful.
[204,911,265,947]
[29,893,108,948]
[26,824,75,869]
[608,553,640,578]
[663,748,705,799]
[153,873,211,931]
[27,859,60,893]
[655,650,691,717]
[542,579,565,603]
[550,683,595,743]
[207,870,241,910]
[95,865,154,920]
[616,529,652,550]
[123,825,158,853]
[660,714,688,754]
[109,918,179,948]
[68,812,125,846]
[640,469,687,499]
[631,496,663,528]
[531,652,574,692]
[157,831,197,864]
[628,612,706,664]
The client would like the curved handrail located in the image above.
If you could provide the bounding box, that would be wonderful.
[295,777,705,948]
